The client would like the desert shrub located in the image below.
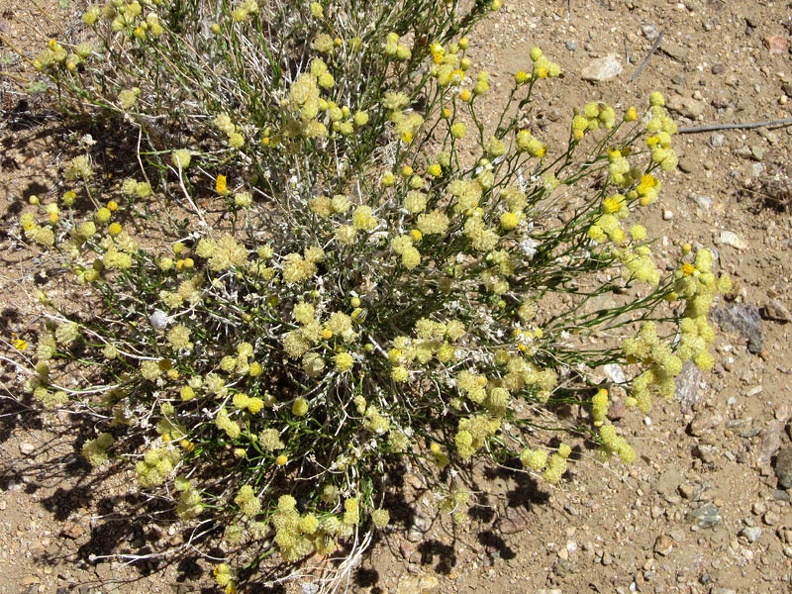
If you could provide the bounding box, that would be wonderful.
[16,0,730,590]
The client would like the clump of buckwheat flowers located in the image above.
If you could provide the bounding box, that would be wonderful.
[15,0,728,591]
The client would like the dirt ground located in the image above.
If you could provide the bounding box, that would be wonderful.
[2,0,792,593]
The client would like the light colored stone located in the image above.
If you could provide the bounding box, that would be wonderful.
[715,230,748,250]
[666,95,706,119]
[764,35,789,55]
[396,573,439,594]
[740,526,762,543]
[581,55,623,81]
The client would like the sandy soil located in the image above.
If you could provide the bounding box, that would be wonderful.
[1,0,792,593]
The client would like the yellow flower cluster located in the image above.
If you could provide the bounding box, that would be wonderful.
[195,234,248,272]
[175,478,203,520]
[371,508,390,529]
[64,155,93,181]
[645,96,679,171]
[258,428,285,451]
[383,32,412,60]
[571,101,616,140]
[213,563,233,590]
[438,487,470,525]
[55,321,80,346]
[283,61,327,137]
[598,424,636,463]
[215,408,241,439]
[214,113,245,149]
[591,388,609,426]
[120,177,152,198]
[34,38,93,72]
[282,247,323,284]
[135,447,180,487]
[619,246,661,285]
[454,415,500,459]
[234,485,262,518]
[159,277,203,310]
[391,234,421,269]
[166,325,193,351]
[607,149,635,187]
[362,405,390,434]
[671,248,728,370]
[527,47,561,80]
[520,444,570,484]
[464,215,500,252]
[231,0,259,22]
[232,392,265,414]
[81,432,114,466]
[515,129,546,157]
[118,87,141,110]
[272,494,338,561]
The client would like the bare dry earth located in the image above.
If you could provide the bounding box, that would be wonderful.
[1,0,792,593]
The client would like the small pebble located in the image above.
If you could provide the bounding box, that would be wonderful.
[762,511,779,526]
[662,210,673,220]
[710,133,725,147]
[654,534,674,556]
[774,447,792,489]
[581,55,623,81]
[689,193,713,209]
[740,526,762,543]
[715,230,748,250]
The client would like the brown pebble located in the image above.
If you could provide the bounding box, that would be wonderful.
[764,35,789,55]
[711,63,725,75]
[59,520,84,540]
[654,534,674,556]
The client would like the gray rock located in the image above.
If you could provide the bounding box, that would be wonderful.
[675,361,703,410]
[757,420,783,465]
[689,193,713,209]
[688,412,723,437]
[733,145,753,160]
[689,502,722,528]
[761,299,792,323]
[774,447,792,489]
[711,304,765,354]
[740,526,762,543]
[710,133,726,148]
[678,157,695,173]
[581,55,623,81]
[565,41,577,52]
[640,24,659,40]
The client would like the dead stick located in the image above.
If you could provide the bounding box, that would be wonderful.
[628,31,663,83]
[678,117,792,134]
